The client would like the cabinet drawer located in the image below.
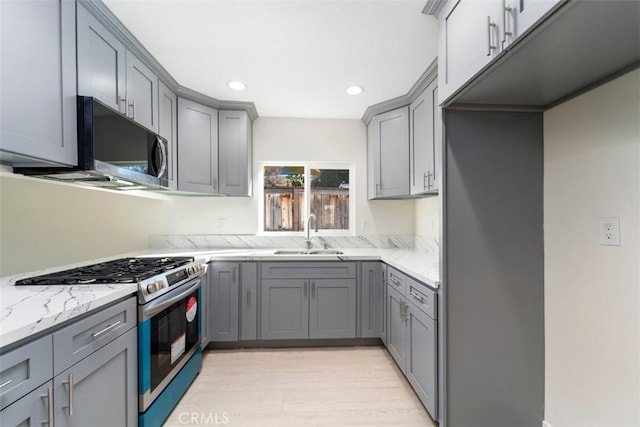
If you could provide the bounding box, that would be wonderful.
[0,380,53,426]
[53,297,136,375]
[387,267,407,295]
[0,335,52,410]
[406,279,437,320]
[261,262,357,279]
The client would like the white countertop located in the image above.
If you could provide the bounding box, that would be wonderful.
[0,248,439,349]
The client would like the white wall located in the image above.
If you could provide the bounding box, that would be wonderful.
[1,117,416,275]
[544,69,640,427]
[414,195,439,239]
[0,174,168,276]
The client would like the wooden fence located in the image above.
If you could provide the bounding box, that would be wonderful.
[264,188,349,231]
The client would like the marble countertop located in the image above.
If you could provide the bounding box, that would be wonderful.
[1,248,439,349]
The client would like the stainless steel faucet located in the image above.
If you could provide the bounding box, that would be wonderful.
[306,213,318,249]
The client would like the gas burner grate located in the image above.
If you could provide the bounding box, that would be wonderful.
[15,257,194,286]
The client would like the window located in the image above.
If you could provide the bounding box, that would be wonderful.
[261,163,354,234]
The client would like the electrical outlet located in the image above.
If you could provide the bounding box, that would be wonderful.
[599,217,621,246]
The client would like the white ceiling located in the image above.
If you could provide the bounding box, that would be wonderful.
[103,0,438,119]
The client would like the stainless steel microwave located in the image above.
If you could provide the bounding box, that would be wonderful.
[16,96,169,190]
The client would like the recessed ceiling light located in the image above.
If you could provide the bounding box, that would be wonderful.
[227,80,246,91]
[346,85,364,96]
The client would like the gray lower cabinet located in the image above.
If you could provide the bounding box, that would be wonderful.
[208,262,240,342]
[261,279,309,340]
[53,328,137,427]
[386,285,408,368]
[406,303,437,419]
[218,110,252,196]
[178,98,219,193]
[367,106,409,199]
[240,263,258,341]
[360,262,383,338]
[0,0,77,166]
[0,381,53,427]
[309,279,356,339]
[380,264,388,345]
[0,297,137,427]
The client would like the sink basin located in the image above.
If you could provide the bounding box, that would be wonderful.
[272,249,344,255]
[273,250,309,255]
[308,249,344,255]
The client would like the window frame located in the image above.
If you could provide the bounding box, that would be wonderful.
[258,161,356,236]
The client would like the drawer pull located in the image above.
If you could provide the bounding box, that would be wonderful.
[0,379,12,389]
[41,386,54,426]
[92,321,122,339]
[409,291,424,303]
[63,374,73,416]
[390,277,400,285]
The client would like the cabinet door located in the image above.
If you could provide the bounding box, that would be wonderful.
[260,279,309,340]
[177,98,219,194]
[410,81,438,195]
[360,262,383,338]
[209,262,239,342]
[433,85,442,193]
[0,381,53,427]
[218,110,251,196]
[309,279,356,339]
[158,81,178,190]
[76,4,126,113]
[240,263,258,341]
[505,0,564,46]
[125,50,158,132]
[386,286,407,371]
[438,0,503,104]
[406,304,438,419]
[53,328,137,427]
[377,107,410,198]
[366,118,380,200]
[0,0,77,166]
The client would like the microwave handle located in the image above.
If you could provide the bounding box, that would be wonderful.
[151,137,168,179]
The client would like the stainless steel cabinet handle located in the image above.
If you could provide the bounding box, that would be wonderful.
[63,374,74,416]
[119,98,127,114]
[41,386,54,426]
[311,281,316,298]
[390,276,400,285]
[410,291,424,303]
[487,16,497,56]
[502,0,513,46]
[399,300,405,319]
[92,321,121,339]
[0,379,12,389]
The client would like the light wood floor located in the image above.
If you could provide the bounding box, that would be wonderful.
[164,347,436,427]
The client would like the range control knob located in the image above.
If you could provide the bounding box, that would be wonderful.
[146,282,158,294]
[156,280,165,290]
[187,266,195,275]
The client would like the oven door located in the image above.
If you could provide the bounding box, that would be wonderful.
[139,278,201,412]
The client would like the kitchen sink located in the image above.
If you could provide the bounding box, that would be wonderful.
[272,249,344,255]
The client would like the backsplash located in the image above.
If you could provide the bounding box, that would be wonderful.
[149,234,439,254]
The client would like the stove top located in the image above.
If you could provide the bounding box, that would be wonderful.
[15,257,194,286]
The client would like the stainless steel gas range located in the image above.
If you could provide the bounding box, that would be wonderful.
[16,256,205,426]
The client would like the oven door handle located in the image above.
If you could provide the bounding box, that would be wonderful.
[143,279,201,318]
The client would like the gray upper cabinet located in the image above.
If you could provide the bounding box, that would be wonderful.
[367,106,410,199]
[410,79,440,195]
[503,0,564,48]
[240,263,258,341]
[437,0,504,104]
[76,4,126,114]
[261,279,310,340]
[178,98,219,194]
[309,279,356,339]
[360,262,383,338]
[219,110,252,196]
[209,262,240,342]
[125,51,159,133]
[158,81,178,190]
[0,0,77,166]
[53,328,137,427]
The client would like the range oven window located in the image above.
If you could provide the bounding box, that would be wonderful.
[149,289,199,393]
